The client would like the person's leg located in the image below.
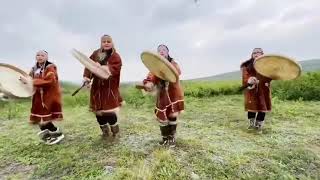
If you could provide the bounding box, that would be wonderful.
[159,120,170,146]
[96,115,110,137]
[255,112,266,131]
[39,122,64,145]
[247,111,257,129]
[105,113,119,137]
[168,117,177,147]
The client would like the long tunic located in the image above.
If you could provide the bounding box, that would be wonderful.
[29,61,63,123]
[83,49,122,115]
[143,60,184,122]
[241,59,272,112]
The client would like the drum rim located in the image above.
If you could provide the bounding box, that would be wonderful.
[0,63,34,98]
[71,48,110,80]
[140,51,179,83]
[254,54,302,80]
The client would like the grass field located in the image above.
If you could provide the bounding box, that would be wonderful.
[0,86,320,179]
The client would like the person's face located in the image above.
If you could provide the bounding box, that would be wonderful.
[36,51,47,64]
[101,37,113,50]
[252,51,263,60]
[158,46,169,58]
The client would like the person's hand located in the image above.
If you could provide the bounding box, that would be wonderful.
[248,76,258,85]
[144,82,154,92]
[82,78,91,88]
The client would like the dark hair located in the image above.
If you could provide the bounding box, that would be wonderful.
[157,44,173,62]
[245,58,255,72]
[158,44,169,51]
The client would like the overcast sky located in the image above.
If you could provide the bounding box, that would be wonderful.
[0,0,319,82]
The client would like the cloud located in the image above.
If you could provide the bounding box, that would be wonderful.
[0,0,319,82]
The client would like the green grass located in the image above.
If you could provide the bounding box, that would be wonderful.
[272,72,320,101]
[0,91,320,179]
[183,80,242,97]
[183,71,320,101]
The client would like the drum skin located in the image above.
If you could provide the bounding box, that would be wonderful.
[141,51,179,83]
[254,54,302,80]
[0,63,34,98]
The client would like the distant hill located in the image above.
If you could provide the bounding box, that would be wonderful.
[190,59,320,81]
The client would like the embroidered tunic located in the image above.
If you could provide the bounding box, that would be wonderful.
[143,60,184,122]
[29,61,63,123]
